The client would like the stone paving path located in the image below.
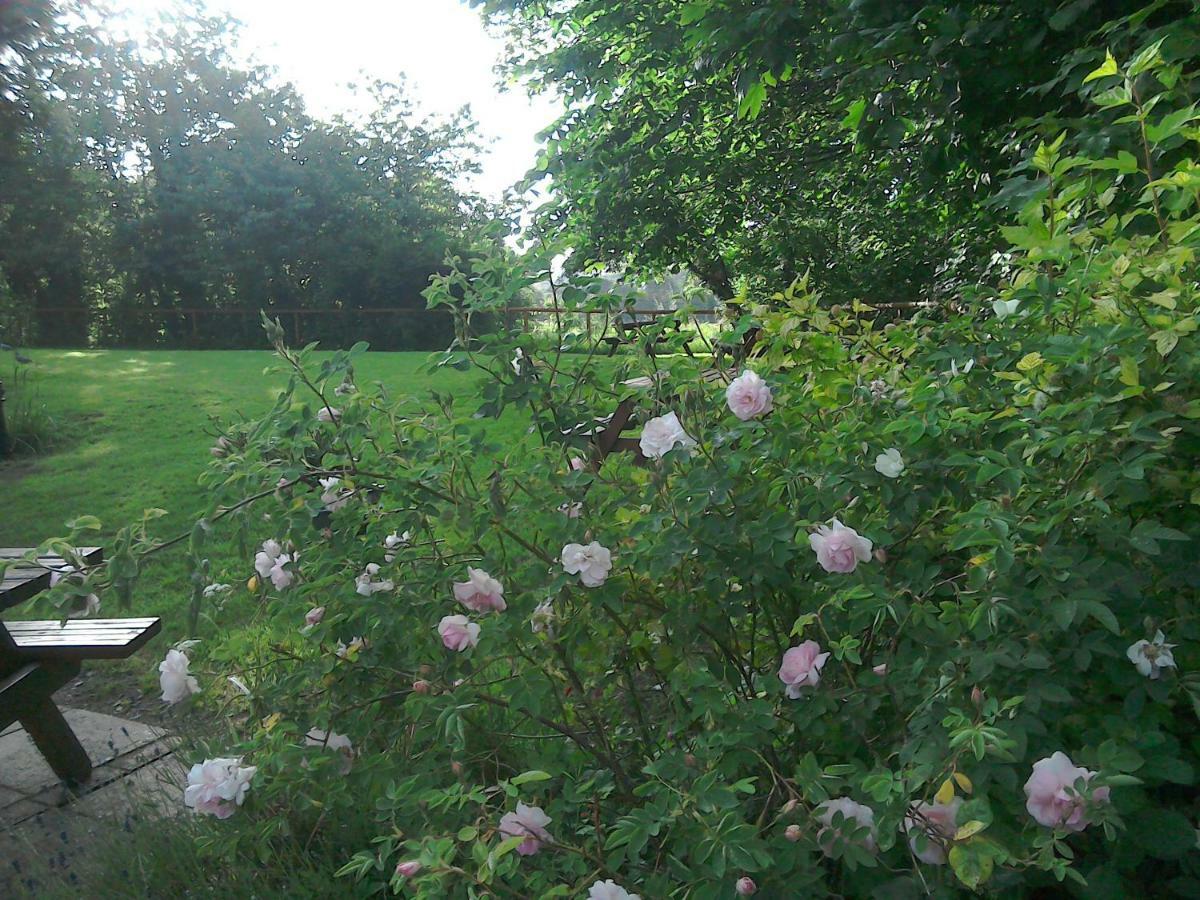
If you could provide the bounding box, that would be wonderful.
[0,708,183,896]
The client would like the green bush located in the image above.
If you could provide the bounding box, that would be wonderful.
[42,36,1200,897]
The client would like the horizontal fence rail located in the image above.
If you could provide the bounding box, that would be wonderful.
[8,300,937,350]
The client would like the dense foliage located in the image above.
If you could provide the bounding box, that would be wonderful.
[22,30,1200,897]
[0,2,485,349]
[477,0,1191,304]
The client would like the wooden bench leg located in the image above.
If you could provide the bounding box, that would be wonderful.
[20,698,92,784]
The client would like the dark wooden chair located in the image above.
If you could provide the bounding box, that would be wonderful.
[0,547,160,784]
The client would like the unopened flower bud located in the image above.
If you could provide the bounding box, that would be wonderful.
[873,547,888,564]
[784,824,803,842]
[451,761,463,776]
[395,860,421,877]
[971,686,984,708]
[736,876,757,896]
[781,798,799,814]
[412,680,431,695]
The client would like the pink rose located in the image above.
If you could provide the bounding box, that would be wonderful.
[639,411,697,459]
[778,640,830,698]
[304,606,325,627]
[726,370,773,420]
[438,614,481,651]
[453,567,506,612]
[498,802,552,856]
[561,541,613,587]
[904,798,960,864]
[815,797,878,856]
[183,757,256,819]
[1024,751,1110,831]
[395,860,422,878]
[735,876,757,895]
[808,519,872,573]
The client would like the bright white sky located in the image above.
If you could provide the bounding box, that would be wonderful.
[105,0,561,202]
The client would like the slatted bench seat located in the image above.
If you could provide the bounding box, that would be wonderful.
[0,547,161,784]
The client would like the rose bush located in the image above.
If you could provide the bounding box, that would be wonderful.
[17,33,1200,897]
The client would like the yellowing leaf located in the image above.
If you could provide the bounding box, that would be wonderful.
[261,712,281,732]
[954,819,987,840]
[1118,356,1139,387]
[935,778,956,805]
[247,575,260,592]
[1016,352,1044,372]
[952,771,974,794]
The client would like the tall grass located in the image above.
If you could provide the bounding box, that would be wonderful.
[3,364,62,457]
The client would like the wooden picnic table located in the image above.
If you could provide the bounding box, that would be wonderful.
[0,547,161,783]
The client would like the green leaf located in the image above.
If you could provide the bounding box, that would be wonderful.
[511,770,552,786]
[1083,50,1120,84]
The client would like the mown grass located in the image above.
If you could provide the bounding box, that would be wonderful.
[0,349,526,675]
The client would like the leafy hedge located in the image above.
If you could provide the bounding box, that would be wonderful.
[30,34,1200,898]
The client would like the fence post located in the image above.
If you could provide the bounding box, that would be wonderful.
[0,378,8,459]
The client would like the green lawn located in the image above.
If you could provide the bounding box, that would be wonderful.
[0,349,499,642]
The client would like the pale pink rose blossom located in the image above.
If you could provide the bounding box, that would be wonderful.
[384,530,411,562]
[561,541,613,587]
[588,880,640,900]
[438,615,481,651]
[316,406,341,423]
[809,519,873,573]
[254,539,283,578]
[735,876,757,896]
[49,566,101,617]
[355,563,394,596]
[570,456,587,472]
[305,728,354,774]
[303,606,325,630]
[498,802,552,856]
[159,648,201,704]
[530,598,556,636]
[183,757,256,819]
[726,370,773,420]
[335,635,366,659]
[874,448,905,478]
[453,567,506,612]
[638,411,696,459]
[816,797,878,856]
[778,641,830,698]
[268,552,296,590]
[319,476,351,512]
[1024,751,1109,831]
[1127,630,1177,679]
[904,798,961,864]
[872,663,888,676]
[395,860,422,878]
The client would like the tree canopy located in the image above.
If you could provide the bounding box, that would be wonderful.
[478,0,1189,302]
[0,2,489,348]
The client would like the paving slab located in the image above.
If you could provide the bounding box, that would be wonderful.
[0,709,179,897]
[0,708,163,796]
[0,806,106,897]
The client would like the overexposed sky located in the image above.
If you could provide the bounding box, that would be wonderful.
[104,0,560,201]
